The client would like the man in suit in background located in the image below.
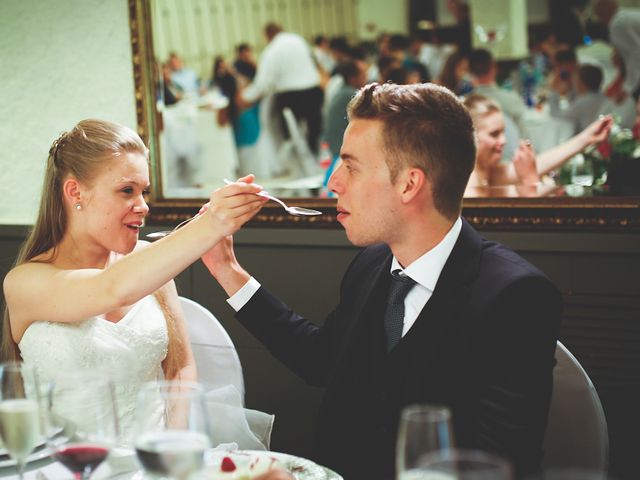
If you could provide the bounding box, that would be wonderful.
[203,83,563,479]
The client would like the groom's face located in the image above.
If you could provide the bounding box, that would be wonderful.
[328,119,403,247]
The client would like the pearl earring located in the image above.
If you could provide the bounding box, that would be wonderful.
[75,203,82,211]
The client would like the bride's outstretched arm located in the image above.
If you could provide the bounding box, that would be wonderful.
[4,181,267,338]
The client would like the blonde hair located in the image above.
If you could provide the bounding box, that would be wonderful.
[1,119,184,378]
[462,94,502,126]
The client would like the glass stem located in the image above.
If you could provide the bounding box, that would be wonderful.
[16,460,25,480]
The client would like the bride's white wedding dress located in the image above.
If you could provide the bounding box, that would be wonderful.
[19,295,272,449]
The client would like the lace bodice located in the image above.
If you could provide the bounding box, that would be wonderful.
[19,295,168,444]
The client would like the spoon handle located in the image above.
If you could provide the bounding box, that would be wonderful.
[258,191,288,210]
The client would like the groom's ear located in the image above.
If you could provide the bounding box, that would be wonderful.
[399,167,426,204]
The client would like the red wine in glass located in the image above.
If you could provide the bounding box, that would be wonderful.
[54,443,109,479]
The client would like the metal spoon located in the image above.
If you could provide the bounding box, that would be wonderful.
[147,180,322,239]
[223,179,322,216]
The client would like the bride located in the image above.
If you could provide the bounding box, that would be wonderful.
[1,119,269,445]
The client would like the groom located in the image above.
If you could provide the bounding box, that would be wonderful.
[203,83,563,479]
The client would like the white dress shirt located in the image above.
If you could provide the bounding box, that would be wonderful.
[610,8,640,95]
[389,217,462,336]
[242,32,320,103]
[227,218,462,339]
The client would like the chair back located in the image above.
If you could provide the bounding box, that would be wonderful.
[178,296,245,402]
[542,341,608,471]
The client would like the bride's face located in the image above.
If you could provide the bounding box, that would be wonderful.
[80,152,150,255]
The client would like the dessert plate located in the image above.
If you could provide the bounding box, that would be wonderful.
[201,449,343,480]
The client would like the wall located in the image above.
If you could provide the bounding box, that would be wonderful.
[356,0,409,40]
[151,0,359,80]
[0,0,136,225]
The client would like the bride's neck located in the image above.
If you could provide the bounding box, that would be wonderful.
[51,233,112,269]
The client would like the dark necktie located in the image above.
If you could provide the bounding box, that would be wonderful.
[383,269,416,351]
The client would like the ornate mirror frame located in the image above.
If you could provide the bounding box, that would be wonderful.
[129,0,640,232]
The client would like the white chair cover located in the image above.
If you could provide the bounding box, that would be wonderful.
[179,296,273,451]
[542,341,609,472]
[179,296,245,399]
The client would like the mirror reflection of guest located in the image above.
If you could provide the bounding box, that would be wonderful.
[387,34,430,83]
[464,95,613,189]
[312,35,336,77]
[233,43,257,81]
[240,22,323,154]
[322,60,368,157]
[167,52,201,96]
[437,50,473,96]
[594,0,640,102]
[210,56,261,177]
[548,48,579,100]
[549,64,607,133]
[211,56,238,127]
[468,49,526,133]
[161,62,182,106]
[468,48,526,162]
[445,0,472,53]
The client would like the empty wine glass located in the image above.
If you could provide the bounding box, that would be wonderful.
[0,362,43,480]
[133,381,211,479]
[45,372,119,479]
[416,449,512,480]
[571,155,595,187]
[396,404,454,479]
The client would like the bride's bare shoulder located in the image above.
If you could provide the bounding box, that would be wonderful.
[2,261,59,313]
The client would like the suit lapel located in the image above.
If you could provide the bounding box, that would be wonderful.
[398,220,484,398]
[329,250,392,380]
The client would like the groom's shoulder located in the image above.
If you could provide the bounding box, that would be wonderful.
[344,243,391,277]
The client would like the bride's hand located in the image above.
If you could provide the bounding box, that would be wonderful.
[206,175,267,237]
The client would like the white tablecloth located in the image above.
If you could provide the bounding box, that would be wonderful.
[161,96,238,196]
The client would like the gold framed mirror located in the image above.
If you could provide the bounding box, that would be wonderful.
[129,0,640,231]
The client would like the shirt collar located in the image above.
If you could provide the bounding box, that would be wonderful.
[390,217,462,292]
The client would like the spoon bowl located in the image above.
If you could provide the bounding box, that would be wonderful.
[256,191,322,216]
[224,179,322,216]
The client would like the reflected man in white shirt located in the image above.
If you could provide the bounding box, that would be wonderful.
[241,22,323,155]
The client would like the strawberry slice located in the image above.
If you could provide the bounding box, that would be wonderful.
[221,456,237,472]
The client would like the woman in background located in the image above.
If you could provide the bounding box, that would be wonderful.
[463,94,612,189]
[437,50,473,96]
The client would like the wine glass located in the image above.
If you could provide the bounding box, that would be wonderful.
[0,362,43,480]
[133,380,212,479]
[396,404,454,479]
[416,449,512,480]
[571,155,595,187]
[45,372,119,479]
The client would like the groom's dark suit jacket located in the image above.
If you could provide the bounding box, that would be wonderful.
[237,219,562,479]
